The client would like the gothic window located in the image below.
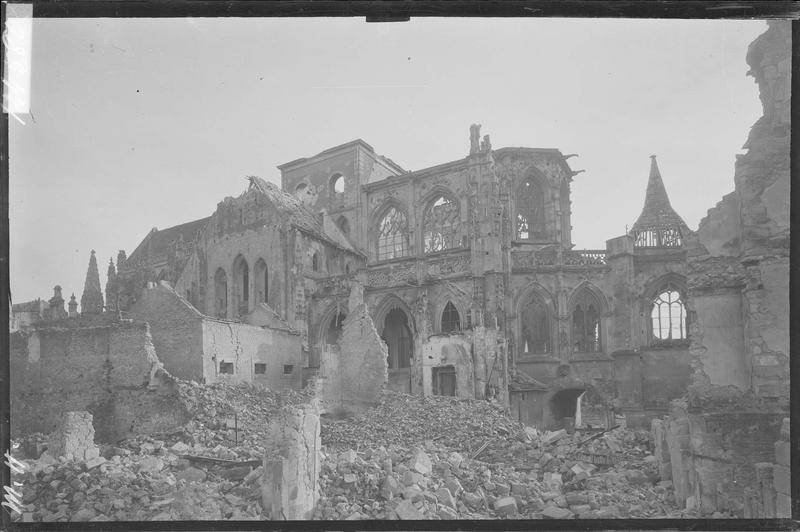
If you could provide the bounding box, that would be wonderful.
[254,259,268,304]
[423,195,459,253]
[312,252,320,272]
[214,268,228,319]
[571,289,602,353]
[382,308,413,369]
[520,296,550,354]
[516,178,545,240]
[325,311,346,346]
[651,283,686,342]
[441,301,461,333]
[233,255,249,316]
[376,206,409,260]
[294,182,307,197]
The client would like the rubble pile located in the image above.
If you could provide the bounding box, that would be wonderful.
[12,386,684,522]
[316,391,684,519]
[11,437,265,522]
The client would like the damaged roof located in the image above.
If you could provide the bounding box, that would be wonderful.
[127,217,210,268]
[246,176,358,254]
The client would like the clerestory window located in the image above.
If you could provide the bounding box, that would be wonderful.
[376,207,409,260]
[571,290,602,353]
[423,195,459,253]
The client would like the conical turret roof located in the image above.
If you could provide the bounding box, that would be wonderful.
[80,250,104,314]
[631,156,689,234]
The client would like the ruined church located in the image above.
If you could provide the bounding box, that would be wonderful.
[78,119,698,430]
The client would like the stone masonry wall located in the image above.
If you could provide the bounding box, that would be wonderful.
[319,302,388,416]
[129,281,205,381]
[10,318,190,443]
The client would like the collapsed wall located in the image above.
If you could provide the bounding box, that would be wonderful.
[653,21,791,517]
[317,284,388,415]
[10,316,190,443]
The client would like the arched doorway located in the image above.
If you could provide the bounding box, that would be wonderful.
[382,307,413,393]
[548,388,585,431]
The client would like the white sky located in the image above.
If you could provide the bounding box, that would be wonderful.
[9,17,767,305]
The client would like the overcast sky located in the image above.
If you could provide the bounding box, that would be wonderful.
[9,17,767,305]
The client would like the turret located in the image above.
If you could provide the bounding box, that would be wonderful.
[80,250,104,314]
[630,156,690,248]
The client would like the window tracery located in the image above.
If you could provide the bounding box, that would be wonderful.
[423,195,459,253]
[377,207,409,260]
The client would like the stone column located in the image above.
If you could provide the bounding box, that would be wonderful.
[262,402,321,520]
[774,418,791,518]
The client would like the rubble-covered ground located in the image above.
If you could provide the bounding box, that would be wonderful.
[11,384,705,522]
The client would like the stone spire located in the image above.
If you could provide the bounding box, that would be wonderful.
[80,250,104,314]
[68,293,78,318]
[105,258,117,312]
[631,156,689,234]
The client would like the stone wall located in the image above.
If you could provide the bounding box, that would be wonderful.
[202,318,302,389]
[317,301,388,415]
[130,281,303,388]
[129,281,205,381]
[10,317,190,443]
[654,400,785,516]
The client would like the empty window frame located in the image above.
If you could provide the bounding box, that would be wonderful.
[376,207,409,260]
[423,195,459,253]
[516,178,545,240]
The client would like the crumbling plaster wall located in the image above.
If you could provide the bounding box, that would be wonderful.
[202,318,303,389]
[421,334,474,399]
[10,319,190,443]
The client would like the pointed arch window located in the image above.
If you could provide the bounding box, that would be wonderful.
[254,259,268,304]
[572,289,602,353]
[651,282,686,343]
[520,296,550,354]
[516,178,545,240]
[376,206,409,260]
[423,195,459,253]
[441,301,461,333]
[214,268,228,319]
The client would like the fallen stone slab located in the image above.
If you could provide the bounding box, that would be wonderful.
[394,499,424,520]
[542,505,573,519]
[493,496,518,517]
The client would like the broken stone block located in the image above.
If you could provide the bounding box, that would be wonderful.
[402,486,423,502]
[463,491,483,510]
[47,411,100,462]
[541,505,573,519]
[394,499,424,520]
[493,496,518,516]
[510,482,527,497]
[84,456,106,470]
[411,449,432,475]
[445,476,463,496]
[436,487,456,509]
